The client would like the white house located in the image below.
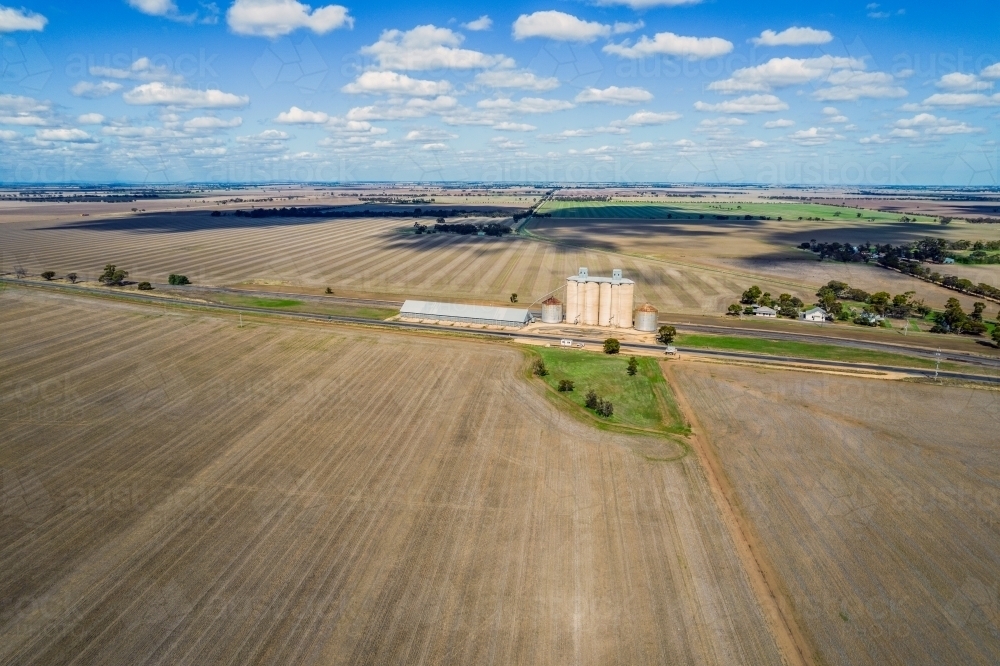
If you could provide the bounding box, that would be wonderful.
[800,307,827,322]
[753,305,777,318]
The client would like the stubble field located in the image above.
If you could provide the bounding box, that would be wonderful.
[0,288,783,665]
[528,200,1000,316]
[673,362,1000,665]
[0,210,811,315]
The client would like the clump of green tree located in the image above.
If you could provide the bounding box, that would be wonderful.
[41,271,55,281]
[626,356,638,376]
[931,298,988,335]
[584,390,614,418]
[739,285,803,317]
[532,358,548,376]
[137,281,153,290]
[168,274,190,285]
[66,273,78,284]
[603,338,620,354]
[815,280,928,322]
[558,379,574,392]
[655,325,676,345]
[98,264,128,286]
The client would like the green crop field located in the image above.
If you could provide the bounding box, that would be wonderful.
[536,200,938,224]
[676,333,968,371]
[210,293,397,319]
[531,346,687,435]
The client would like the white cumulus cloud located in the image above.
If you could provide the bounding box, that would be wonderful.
[492,121,536,131]
[763,118,794,128]
[694,94,788,114]
[70,81,123,99]
[0,5,47,31]
[612,110,681,126]
[275,106,329,123]
[473,70,559,92]
[123,82,249,108]
[574,86,652,105]
[342,71,452,96]
[751,27,833,47]
[77,113,105,124]
[89,57,182,83]
[463,15,491,31]
[36,128,93,142]
[477,97,575,114]
[512,11,610,42]
[604,32,733,60]
[362,25,511,71]
[126,0,177,16]
[183,116,243,131]
[708,56,863,93]
[227,0,353,37]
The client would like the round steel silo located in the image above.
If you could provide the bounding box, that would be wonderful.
[634,303,658,332]
[541,297,563,324]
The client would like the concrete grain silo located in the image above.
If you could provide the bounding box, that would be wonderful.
[541,297,563,324]
[618,282,634,329]
[584,281,600,325]
[635,303,659,332]
[598,282,612,326]
[564,267,635,329]
[565,279,579,324]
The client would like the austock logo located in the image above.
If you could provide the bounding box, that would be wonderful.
[1,35,52,90]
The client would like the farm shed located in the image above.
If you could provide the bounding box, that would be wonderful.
[400,300,533,327]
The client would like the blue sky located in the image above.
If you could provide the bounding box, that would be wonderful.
[1,0,998,184]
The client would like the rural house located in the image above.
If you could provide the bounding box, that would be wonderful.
[800,307,827,322]
[753,305,777,318]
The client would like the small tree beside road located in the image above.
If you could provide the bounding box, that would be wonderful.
[99,264,128,286]
[656,325,677,345]
[603,338,620,354]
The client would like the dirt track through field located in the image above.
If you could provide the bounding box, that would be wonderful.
[0,289,784,665]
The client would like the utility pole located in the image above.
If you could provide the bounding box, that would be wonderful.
[239,313,243,328]
[934,348,941,381]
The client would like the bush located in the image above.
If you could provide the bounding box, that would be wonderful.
[137,281,153,290]
[41,271,55,281]
[168,274,191,285]
[627,356,638,376]
[584,389,599,409]
[727,303,742,316]
[532,358,548,376]
[66,272,78,284]
[603,338,621,354]
[98,264,128,286]
[596,399,614,418]
[325,287,333,294]
[558,379,574,392]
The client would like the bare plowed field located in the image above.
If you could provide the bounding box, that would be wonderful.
[673,363,1000,665]
[0,212,807,314]
[0,288,782,665]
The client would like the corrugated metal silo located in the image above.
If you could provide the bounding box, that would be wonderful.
[541,297,563,324]
[635,303,659,332]
[598,282,612,326]
[584,281,599,325]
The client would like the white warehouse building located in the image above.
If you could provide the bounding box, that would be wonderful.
[565,268,635,329]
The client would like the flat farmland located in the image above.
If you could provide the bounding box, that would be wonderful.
[528,201,999,316]
[0,287,784,665]
[0,211,812,315]
[672,362,1000,665]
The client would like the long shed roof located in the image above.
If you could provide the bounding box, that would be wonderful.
[400,300,532,325]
